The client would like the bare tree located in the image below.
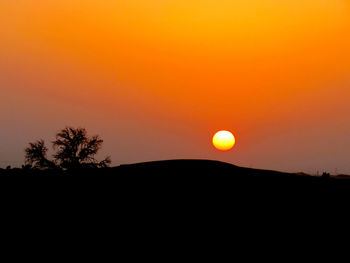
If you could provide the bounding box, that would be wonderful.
[24,127,111,170]
[25,140,56,169]
[52,127,111,169]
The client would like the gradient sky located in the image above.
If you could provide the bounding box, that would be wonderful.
[1,0,350,173]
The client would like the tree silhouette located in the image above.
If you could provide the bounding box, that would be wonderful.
[53,127,111,169]
[25,127,111,170]
[25,140,56,169]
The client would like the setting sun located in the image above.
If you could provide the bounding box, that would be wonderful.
[212,131,236,151]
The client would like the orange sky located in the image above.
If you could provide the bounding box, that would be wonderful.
[1,0,350,173]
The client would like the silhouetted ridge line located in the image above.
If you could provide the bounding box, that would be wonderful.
[1,159,350,187]
[118,159,238,169]
[116,159,290,177]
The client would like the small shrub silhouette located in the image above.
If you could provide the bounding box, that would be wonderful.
[25,140,56,169]
[25,127,111,170]
[322,172,330,179]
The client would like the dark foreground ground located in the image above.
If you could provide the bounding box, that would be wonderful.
[1,160,345,255]
[1,160,348,221]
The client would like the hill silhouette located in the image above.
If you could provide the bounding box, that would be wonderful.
[118,159,289,175]
[1,159,348,183]
[1,159,348,207]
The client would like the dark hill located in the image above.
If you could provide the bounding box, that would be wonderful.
[114,159,348,185]
[1,159,346,185]
[116,159,290,177]
[0,159,348,205]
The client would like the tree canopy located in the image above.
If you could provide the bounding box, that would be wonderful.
[25,127,111,170]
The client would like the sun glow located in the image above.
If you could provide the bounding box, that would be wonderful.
[212,130,236,151]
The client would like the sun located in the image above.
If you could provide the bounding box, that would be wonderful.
[212,130,235,151]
